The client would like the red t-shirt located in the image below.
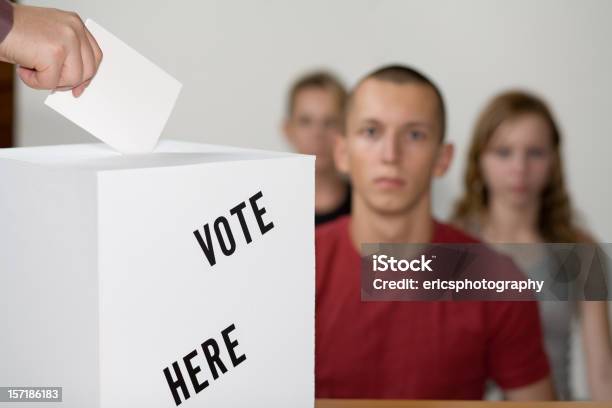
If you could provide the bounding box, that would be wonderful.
[315,215,550,399]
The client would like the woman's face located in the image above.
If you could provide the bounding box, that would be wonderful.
[480,113,556,209]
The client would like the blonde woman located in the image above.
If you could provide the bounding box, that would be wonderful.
[452,90,612,400]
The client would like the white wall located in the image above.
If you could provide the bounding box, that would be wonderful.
[16,0,612,241]
[14,0,612,399]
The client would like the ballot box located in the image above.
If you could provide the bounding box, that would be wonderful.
[0,140,314,408]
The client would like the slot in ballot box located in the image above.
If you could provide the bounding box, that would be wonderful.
[0,140,315,408]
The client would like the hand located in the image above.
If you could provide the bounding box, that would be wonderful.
[0,4,103,97]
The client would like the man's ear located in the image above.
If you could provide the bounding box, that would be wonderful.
[433,142,454,178]
[334,134,350,174]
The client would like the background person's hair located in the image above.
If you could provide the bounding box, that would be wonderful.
[286,70,347,117]
[349,64,447,140]
[452,90,581,243]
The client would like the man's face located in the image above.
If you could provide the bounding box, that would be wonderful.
[336,78,452,215]
[284,87,343,172]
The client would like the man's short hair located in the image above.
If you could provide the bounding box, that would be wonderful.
[286,71,347,116]
[350,64,447,140]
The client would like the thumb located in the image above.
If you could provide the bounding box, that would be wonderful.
[17,62,62,90]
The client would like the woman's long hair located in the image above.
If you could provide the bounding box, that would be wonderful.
[452,90,580,243]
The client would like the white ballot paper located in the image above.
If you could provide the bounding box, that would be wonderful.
[45,19,182,154]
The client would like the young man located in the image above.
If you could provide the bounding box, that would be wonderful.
[283,71,351,225]
[315,65,555,400]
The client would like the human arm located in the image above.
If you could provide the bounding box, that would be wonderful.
[0,1,102,97]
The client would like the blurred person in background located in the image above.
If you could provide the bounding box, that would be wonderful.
[283,71,351,225]
[452,90,612,400]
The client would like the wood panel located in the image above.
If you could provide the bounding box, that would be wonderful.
[0,0,15,148]
[316,399,609,408]
[0,61,13,148]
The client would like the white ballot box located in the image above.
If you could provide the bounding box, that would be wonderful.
[0,140,314,408]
